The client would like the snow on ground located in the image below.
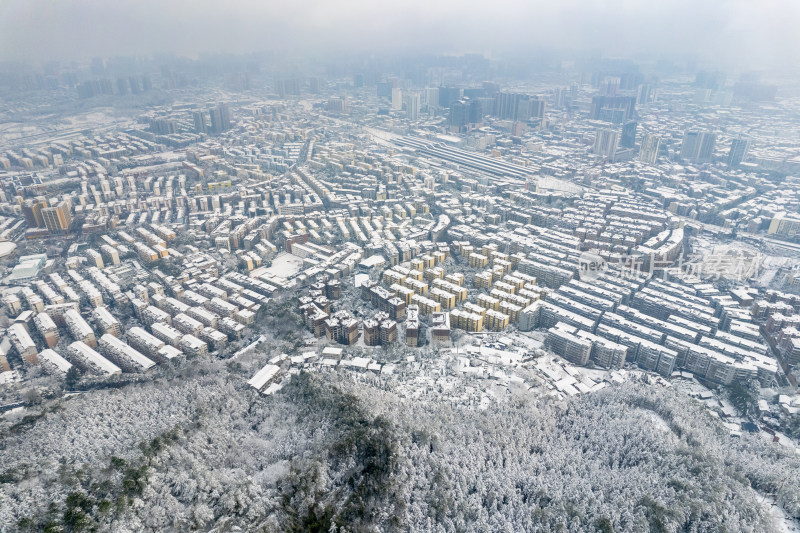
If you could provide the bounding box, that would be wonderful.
[253,252,304,282]
[761,493,800,533]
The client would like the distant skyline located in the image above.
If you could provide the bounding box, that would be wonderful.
[1,0,799,70]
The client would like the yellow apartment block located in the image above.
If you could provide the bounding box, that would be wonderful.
[383,270,406,286]
[412,294,441,315]
[463,302,486,318]
[425,267,444,281]
[510,253,526,268]
[494,259,512,274]
[491,266,506,281]
[514,272,537,284]
[499,301,522,322]
[469,253,489,268]
[445,273,464,286]
[450,309,484,332]
[390,283,415,305]
[490,251,509,264]
[406,268,424,282]
[503,275,525,292]
[393,265,412,278]
[477,293,500,311]
[494,281,516,295]
[490,288,511,302]
[490,288,531,308]
[432,279,467,301]
[429,287,456,310]
[403,277,428,295]
[519,288,542,303]
[474,271,493,290]
[485,309,510,331]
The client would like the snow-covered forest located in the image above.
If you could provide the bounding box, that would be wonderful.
[1,359,799,532]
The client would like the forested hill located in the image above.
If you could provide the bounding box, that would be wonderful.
[1,360,799,532]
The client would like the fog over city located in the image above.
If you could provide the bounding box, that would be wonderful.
[2,0,800,68]
[2,1,800,532]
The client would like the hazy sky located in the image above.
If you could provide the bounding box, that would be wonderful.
[1,0,799,69]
